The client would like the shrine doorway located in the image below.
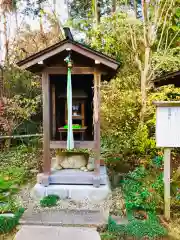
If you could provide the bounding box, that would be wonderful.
[50,74,94,141]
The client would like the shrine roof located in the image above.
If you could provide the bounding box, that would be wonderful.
[17,38,120,73]
[154,70,180,87]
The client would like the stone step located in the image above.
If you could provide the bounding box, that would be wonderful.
[47,166,108,185]
[15,226,101,240]
[33,183,110,202]
[20,208,107,227]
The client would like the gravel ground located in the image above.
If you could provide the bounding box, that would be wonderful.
[110,187,126,217]
[16,184,113,214]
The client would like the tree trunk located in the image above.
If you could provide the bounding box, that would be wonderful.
[133,0,138,18]
[39,14,43,35]
[38,3,49,47]
[140,70,147,121]
[38,2,44,36]
[140,46,150,121]
[53,0,56,13]
[3,11,9,64]
[112,0,116,13]
[0,67,3,97]
[15,6,18,37]
[51,5,64,40]
[92,0,100,27]
[5,129,12,151]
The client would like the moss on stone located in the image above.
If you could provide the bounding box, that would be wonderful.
[40,195,60,208]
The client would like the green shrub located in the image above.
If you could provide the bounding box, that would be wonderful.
[122,164,164,212]
[0,208,24,234]
[0,144,41,185]
[0,200,18,214]
[0,177,18,207]
[132,124,156,156]
[108,162,167,239]
[108,212,167,239]
[100,231,119,240]
[40,195,60,208]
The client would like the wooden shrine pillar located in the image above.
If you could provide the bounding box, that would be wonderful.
[52,84,56,139]
[93,70,101,187]
[42,72,51,176]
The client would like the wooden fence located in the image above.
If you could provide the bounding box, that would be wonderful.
[0,134,43,139]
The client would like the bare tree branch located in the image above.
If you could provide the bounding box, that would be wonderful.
[165,25,170,50]
[166,29,180,51]
[141,0,148,47]
[157,0,174,51]
[148,27,180,82]
[152,0,169,45]
[129,24,142,71]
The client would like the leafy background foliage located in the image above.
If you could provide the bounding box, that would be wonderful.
[0,0,180,237]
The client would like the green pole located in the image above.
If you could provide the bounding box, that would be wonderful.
[65,54,74,150]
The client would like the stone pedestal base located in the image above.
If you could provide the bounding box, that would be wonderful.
[34,166,110,206]
[37,166,107,186]
[32,181,111,203]
[37,173,49,187]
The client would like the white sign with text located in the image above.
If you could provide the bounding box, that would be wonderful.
[156,106,180,147]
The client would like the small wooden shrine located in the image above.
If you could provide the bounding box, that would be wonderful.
[17,28,119,188]
[154,70,180,88]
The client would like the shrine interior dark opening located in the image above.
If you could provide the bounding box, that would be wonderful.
[50,74,94,141]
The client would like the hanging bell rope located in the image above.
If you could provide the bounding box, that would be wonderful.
[64,54,74,150]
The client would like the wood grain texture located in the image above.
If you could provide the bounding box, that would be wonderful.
[50,141,95,149]
[52,84,56,139]
[81,101,85,127]
[18,43,72,69]
[42,72,51,174]
[71,44,118,70]
[17,40,119,72]
[93,71,101,176]
[44,67,102,75]
[164,148,171,221]
[153,101,180,107]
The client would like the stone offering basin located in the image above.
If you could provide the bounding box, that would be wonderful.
[53,151,90,170]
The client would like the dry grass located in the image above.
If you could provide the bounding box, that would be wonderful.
[168,219,180,240]
[0,230,17,240]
